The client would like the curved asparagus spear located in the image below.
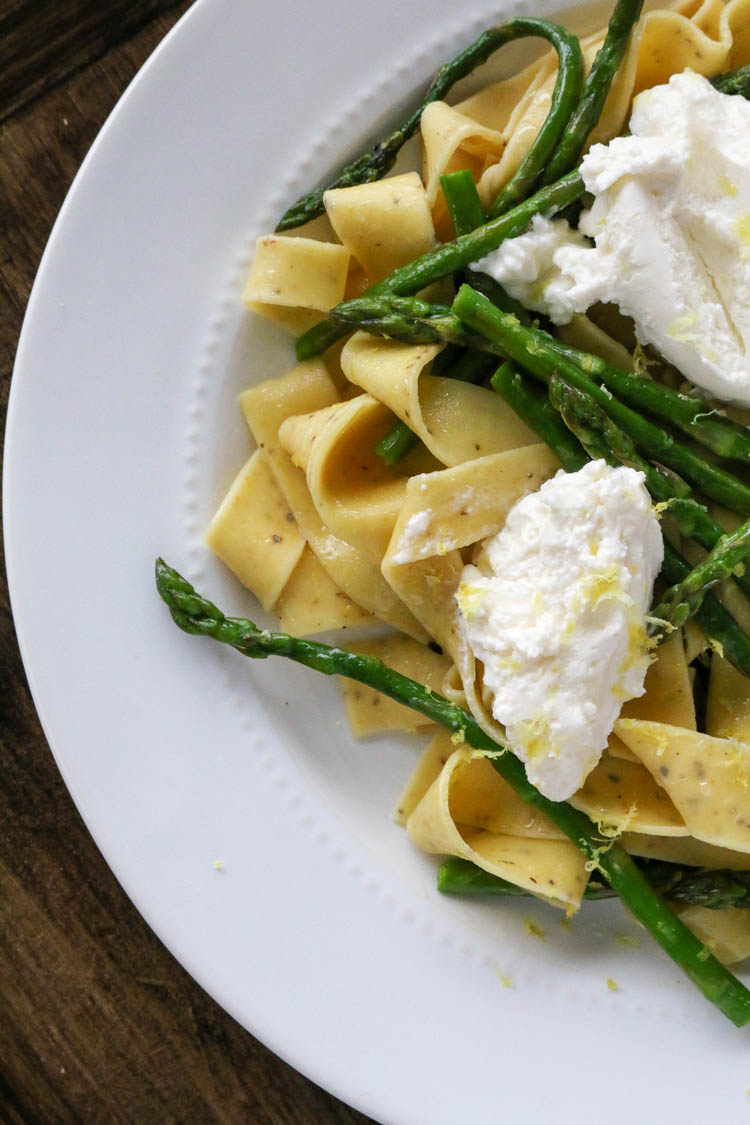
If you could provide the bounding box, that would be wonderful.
[439,856,750,910]
[156,559,750,1026]
[295,170,584,360]
[482,25,584,219]
[543,0,643,183]
[277,24,749,234]
[277,19,582,233]
[452,284,750,516]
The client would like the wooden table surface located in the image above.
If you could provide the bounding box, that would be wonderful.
[1,3,375,1121]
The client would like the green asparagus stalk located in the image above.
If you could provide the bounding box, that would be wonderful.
[439,169,532,323]
[156,558,750,1026]
[441,169,486,236]
[466,268,533,323]
[668,546,750,674]
[296,170,584,360]
[438,856,750,910]
[490,366,750,679]
[712,63,750,98]
[373,423,419,466]
[651,517,750,631]
[548,337,750,463]
[543,0,644,183]
[277,19,582,233]
[483,25,584,219]
[491,362,588,472]
[330,296,471,346]
[452,284,750,516]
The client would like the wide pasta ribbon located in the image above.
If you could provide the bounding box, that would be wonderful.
[402,737,590,910]
[616,718,750,852]
[341,333,536,467]
[240,360,427,639]
[278,393,437,560]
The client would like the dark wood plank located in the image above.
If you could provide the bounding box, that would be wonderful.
[1,7,375,1122]
[0,0,184,121]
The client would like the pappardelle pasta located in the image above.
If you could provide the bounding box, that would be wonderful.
[158,0,750,1024]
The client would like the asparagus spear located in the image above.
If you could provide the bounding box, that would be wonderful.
[491,362,588,472]
[482,24,584,219]
[439,856,750,910]
[543,0,644,183]
[490,364,750,679]
[452,285,750,516]
[155,558,750,1025]
[712,63,750,98]
[296,170,584,360]
[441,169,487,237]
[330,295,469,346]
[672,552,750,675]
[549,337,750,463]
[439,170,533,321]
[466,268,533,324]
[651,517,750,631]
[372,424,419,467]
[277,19,582,233]
[439,169,534,327]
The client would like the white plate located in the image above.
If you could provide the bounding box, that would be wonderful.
[6,1,750,1121]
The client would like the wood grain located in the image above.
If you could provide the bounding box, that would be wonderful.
[1,4,374,1121]
[0,0,183,121]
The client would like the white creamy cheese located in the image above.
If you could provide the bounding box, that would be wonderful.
[473,71,750,405]
[456,460,663,801]
[471,213,590,325]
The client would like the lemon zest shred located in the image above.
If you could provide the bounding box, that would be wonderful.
[495,966,515,988]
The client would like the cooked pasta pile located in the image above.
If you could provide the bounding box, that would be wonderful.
[207,0,750,965]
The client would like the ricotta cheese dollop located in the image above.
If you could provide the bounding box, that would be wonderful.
[471,213,590,325]
[473,71,750,405]
[456,460,663,801]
